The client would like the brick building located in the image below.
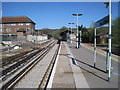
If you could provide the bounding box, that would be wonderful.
[0,16,36,35]
[0,16,36,41]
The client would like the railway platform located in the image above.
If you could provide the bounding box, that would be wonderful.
[51,42,89,88]
[50,41,119,88]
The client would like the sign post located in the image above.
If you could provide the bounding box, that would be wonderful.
[95,0,112,81]
[94,28,97,67]
[108,0,112,82]
[80,30,82,45]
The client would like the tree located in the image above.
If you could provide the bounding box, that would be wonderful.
[81,27,89,43]
[89,21,95,43]
[89,21,95,29]
[60,26,67,30]
[112,17,120,47]
[77,25,91,43]
[78,25,83,31]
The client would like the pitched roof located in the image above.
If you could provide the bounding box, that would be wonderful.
[0,16,35,24]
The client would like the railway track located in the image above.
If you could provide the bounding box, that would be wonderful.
[1,39,59,89]
[2,40,52,68]
[1,40,53,79]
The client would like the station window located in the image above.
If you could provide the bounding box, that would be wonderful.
[0,24,1,28]
[17,28,20,31]
[1,28,4,32]
[26,28,30,32]
[11,24,16,26]
[26,23,30,25]
[7,24,10,26]
[6,28,11,32]
[18,23,23,25]
[9,28,11,31]
[2,24,4,28]
[0,28,2,32]
[6,28,8,32]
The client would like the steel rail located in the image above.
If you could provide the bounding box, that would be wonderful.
[1,40,56,90]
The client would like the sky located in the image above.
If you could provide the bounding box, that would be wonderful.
[2,2,119,29]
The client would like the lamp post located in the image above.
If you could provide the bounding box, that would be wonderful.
[68,22,74,43]
[72,14,82,48]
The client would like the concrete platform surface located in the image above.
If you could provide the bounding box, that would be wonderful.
[67,41,119,88]
[52,42,89,88]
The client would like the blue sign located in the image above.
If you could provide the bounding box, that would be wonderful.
[95,15,109,28]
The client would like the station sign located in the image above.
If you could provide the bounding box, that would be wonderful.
[95,15,109,28]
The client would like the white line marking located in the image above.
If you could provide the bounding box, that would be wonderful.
[47,44,61,88]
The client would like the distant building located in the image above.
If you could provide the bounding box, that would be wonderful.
[60,30,74,41]
[96,32,108,44]
[0,16,36,35]
[0,16,36,41]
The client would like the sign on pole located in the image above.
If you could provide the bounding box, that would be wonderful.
[94,0,112,82]
[95,15,109,28]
